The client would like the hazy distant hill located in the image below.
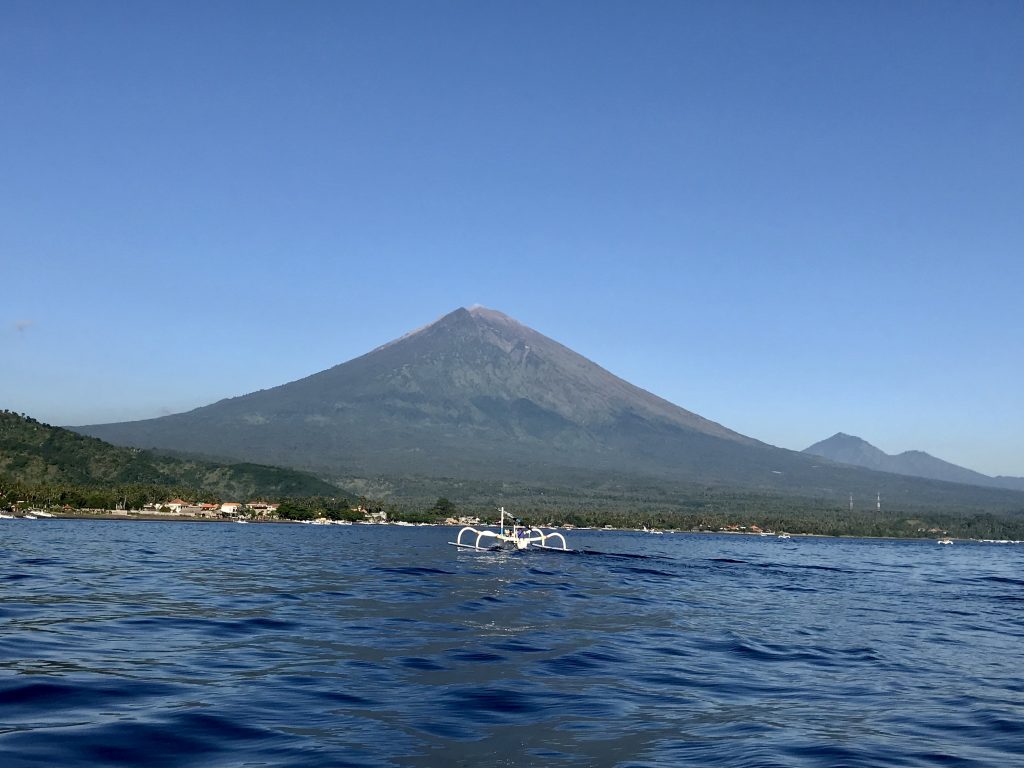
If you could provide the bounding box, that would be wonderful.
[74,307,1024,512]
[1,410,345,499]
[804,433,1024,492]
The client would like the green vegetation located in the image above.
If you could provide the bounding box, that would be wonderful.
[4,410,1023,539]
[275,497,367,521]
[431,497,456,516]
[0,410,348,503]
[318,473,1024,539]
[1,477,205,512]
[254,477,1024,539]
[514,506,1024,541]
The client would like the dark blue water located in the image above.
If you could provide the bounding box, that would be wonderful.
[2,520,1022,767]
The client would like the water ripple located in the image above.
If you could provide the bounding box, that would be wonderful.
[1,523,1022,766]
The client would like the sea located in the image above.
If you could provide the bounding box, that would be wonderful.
[1,520,1022,767]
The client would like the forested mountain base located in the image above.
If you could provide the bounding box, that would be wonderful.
[4,474,1022,540]
[275,478,1024,540]
[4,411,1022,539]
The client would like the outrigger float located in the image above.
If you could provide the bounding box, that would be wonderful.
[450,507,570,552]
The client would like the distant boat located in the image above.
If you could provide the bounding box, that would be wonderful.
[22,513,38,520]
[0,512,14,519]
[937,538,953,545]
[777,532,792,539]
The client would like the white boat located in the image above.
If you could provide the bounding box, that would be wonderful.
[450,507,570,552]
[778,532,792,539]
[22,513,38,520]
[0,512,14,519]
[937,538,953,545]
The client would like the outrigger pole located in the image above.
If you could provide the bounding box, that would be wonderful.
[450,506,569,552]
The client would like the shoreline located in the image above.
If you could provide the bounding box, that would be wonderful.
[2,512,1000,542]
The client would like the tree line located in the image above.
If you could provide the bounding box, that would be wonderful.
[4,475,1024,540]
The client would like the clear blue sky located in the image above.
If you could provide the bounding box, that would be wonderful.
[3,1,1022,476]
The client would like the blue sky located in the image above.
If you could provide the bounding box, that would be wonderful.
[2,1,1022,476]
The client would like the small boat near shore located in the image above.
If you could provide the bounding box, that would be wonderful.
[937,537,953,545]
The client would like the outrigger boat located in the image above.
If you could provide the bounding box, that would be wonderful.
[450,507,570,552]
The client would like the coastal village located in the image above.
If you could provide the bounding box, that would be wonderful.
[0,496,963,539]
[1,495,487,527]
[1,493,979,542]
[143,498,281,519]
[130,499,485,527]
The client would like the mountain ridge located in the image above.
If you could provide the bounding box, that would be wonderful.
[804,433,1024,492]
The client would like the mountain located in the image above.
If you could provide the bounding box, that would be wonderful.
[73,307,1024,512]
[75,306,757,477]
[804,433,1024,492]
[1,410,346,499]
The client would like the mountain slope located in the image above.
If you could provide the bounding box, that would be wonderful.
[1,410,345,499]
[804,433,1024,492]
[75,306,757,476]
[73,307,1024,511]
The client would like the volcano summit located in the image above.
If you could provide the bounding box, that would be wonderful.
[77,307,756,476]
[74,307,1024,511]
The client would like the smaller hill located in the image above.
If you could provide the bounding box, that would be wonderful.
[804,433,1024,492]
[0,410,347,500]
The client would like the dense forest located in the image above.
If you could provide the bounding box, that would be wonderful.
[0,410,345,499]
